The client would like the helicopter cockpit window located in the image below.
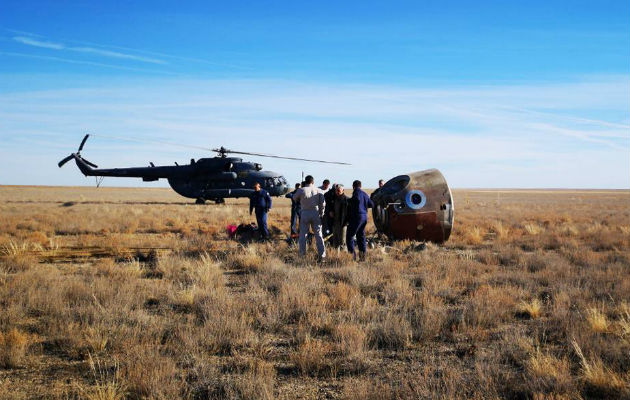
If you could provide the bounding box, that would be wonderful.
[266,178,274,187]
[223,162,233,172]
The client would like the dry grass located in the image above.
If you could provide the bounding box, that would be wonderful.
[518,298,543,319]
[291,336,333,377]
[368,312,411,350]
[235,359,276,400]
[526,350,574,395]
[492,220,510,241]
[230,246,265,273]
[572,340,630,397]
[333,323,367,358]
[0,186,628,399]
[81,354,127,400]
[463,226,484,245]
[0,329,29,368]
[523,222,543,235]
[586,307,611,333]
[617,303,630,339]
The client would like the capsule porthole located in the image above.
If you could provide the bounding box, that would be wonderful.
[405,189,426,209]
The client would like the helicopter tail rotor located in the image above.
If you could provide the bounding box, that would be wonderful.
[57,154,75,168]
[78,134,90,152]
[58,134,99,169]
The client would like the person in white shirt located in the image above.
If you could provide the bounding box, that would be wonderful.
[319,179,331,194]
[293,175,326,260]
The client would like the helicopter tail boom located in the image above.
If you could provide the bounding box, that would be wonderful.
[58,134,174,179]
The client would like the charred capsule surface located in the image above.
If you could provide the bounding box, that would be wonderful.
[372,169,454,243]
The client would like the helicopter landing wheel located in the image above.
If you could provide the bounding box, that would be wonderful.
[215,198,225,204]
[195,198,206,205]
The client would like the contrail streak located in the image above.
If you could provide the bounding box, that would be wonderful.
[4,27,251,70]
[0,51,177,75]
[12,36,166,64]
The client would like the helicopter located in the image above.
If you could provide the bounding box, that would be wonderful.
[58,135,349,204]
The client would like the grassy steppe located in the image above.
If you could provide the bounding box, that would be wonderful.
[1,186,629,399]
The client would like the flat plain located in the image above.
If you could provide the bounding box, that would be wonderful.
[0,185,629,399]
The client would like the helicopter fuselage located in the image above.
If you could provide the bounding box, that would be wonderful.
[167,157,290,200]
[72,155,290,201]
[58,135,350,203]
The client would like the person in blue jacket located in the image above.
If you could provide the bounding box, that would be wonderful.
[250,182,272,240]
[346,180,373,260]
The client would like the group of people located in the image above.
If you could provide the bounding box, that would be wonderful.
[283,175,378,261]
[249,175,383,260]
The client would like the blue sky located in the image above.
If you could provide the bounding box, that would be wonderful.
[0,1,628,188]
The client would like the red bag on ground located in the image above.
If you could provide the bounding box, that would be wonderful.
[226,224,238,238]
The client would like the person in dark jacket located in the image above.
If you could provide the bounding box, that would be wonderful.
[285,182,301,236]
[371,179,385,233]
[346,180,373,260]
[249,182,272,240]
[328,184,348,247]
[323,183,338,236]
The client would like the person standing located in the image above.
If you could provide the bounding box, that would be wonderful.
[249,182,272,240]
[323,183,337,236]
[294,175,326,260]
[319,179,331,194]
[285,183,302,236]
[319,179,332,235]
[371,179,385,233]
[370,179,385,199]
[329,184,348,247]
[346,180,373,260]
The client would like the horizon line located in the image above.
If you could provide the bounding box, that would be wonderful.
[1,184,628,192]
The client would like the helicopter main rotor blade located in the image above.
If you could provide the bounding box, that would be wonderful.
[216,149,351,165]
[91,133,351,165]
[58,154,75,168]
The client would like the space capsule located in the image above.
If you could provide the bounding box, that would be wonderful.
[371,169,454,243]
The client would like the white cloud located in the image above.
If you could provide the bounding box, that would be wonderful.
[0,77,628,188]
